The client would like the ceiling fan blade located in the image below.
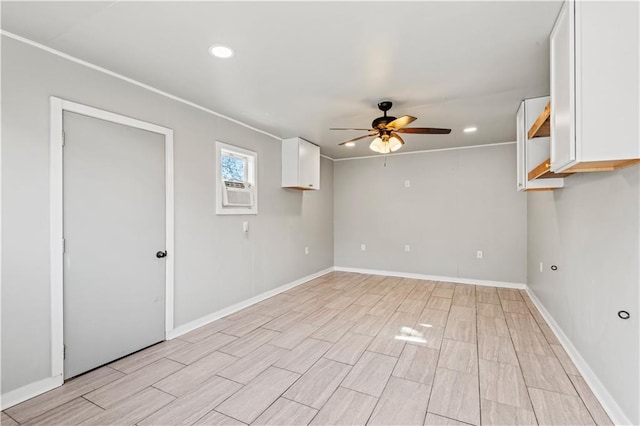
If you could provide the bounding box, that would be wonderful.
[386,115,417,130]
[338,133,376,145]
[391,132,405,144]
[396,127,452,134]
[330,128,374,131]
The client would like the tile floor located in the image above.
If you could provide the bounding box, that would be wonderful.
[2,272,613,425]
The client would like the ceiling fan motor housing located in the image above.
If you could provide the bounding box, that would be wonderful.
[373,101,395,129]
[372,116,396,129]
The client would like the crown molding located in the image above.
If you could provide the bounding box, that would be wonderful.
[1,30,282,142]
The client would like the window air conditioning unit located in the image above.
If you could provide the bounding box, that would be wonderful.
[222,180,254,207]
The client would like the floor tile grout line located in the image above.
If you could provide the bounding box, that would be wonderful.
[499,293,540,425]
[180,371,261,424]
[279,395,320,411]
[235,365,305,425]
[210,409,246,425]
[526,382,599,403]
[161,356,188,367]
[425,289,450,423]
[399,286,438,425]
[83,384,176,424]
[509,293,591,406]
[475,286,483,426]
[2,412,20,425]
[362,345,402,425]
[427,411,478,425]
[565,375,603,424]
[108,340,195,375]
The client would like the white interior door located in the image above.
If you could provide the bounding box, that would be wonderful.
[63,111,166,379]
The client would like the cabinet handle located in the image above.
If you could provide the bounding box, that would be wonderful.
[309,184,313,187]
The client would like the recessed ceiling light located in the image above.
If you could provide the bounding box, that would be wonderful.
[463,127,477,133]
[345,142,356,147]
[209,45,234,59]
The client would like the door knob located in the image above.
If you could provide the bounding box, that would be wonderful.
[156,251,167,258]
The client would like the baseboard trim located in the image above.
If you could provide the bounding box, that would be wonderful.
[166,267,334,340]
[0,267,333,410]
[525,287,632,425]
[333,266,526,289]
[0,375,63,410]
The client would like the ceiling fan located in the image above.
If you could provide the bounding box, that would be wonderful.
[331,101,451,154]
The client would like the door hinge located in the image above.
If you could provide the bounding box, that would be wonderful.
[62,131,65,146]
[62,238,66,254]
[63,344,66,360]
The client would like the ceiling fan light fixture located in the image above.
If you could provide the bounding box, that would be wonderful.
[333,101,451,151]
[388,136,403,152]
[369,137,390,154]
[344,142,356,147]
[463,126,477,133]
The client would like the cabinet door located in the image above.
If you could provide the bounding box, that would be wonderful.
[516,102,526,191]
[550,0,576,172]
[299,140,320,190]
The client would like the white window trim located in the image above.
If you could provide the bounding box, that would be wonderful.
[215,141,258,215]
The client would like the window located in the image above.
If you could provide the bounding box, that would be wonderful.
[221,153,246,182]
[215,141,257,215]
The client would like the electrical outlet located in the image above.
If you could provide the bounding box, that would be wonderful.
[305,247,309,255]
[404,245,411,252]
[404,180,411,188]
[539,262,543,272]
[476,250,483,259]
[361,244,367,251]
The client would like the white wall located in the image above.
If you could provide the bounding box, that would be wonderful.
[1,36,334,395]
[528,167,640,424]
[334,143,527,284]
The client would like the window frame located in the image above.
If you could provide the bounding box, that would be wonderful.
[215,141,258,215]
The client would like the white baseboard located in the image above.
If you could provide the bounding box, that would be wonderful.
[167,267,334,340]
[11,267,626,424]
[525,287,632,425]
[334,266,526,289]
[0,267,333,410]
[0,374,63,410]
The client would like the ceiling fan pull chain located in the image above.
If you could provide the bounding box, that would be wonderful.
[384,155,387,167]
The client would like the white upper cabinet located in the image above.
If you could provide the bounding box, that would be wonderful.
[282,137,320,190]
[516,96,566,192]
[550,1,639,173]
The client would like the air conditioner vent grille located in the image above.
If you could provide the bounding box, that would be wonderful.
[222,180,254,207]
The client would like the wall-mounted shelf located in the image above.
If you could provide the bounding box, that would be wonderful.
[527,101,551,139]
[517,97,565,191]
[528,158,573,181]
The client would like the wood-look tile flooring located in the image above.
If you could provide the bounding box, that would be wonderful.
[3,272,613,426]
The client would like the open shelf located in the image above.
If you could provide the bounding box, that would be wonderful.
[528,158,573,181]
[527,101,551,139]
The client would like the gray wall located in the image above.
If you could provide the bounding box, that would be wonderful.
[334,143,527,284]
[527,167,640,424]
[1,36,334,394]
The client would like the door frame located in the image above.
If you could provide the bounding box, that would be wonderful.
[50,97,175,380]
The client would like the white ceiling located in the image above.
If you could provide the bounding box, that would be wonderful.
[2,1,562,159]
